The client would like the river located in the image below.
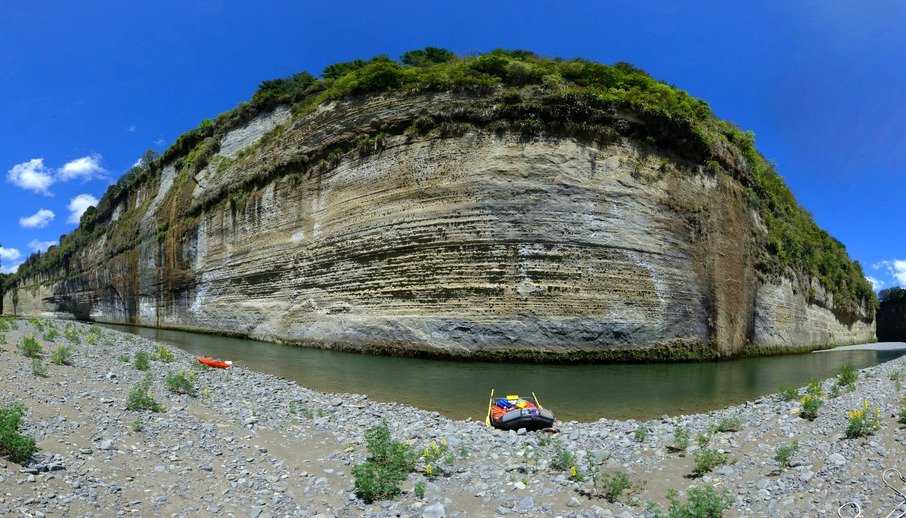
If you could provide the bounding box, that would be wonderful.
[101,323,904,422]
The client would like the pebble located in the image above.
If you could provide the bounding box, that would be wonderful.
[827,453,846,466]
[422,503,446,518]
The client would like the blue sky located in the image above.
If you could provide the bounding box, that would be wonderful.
[1,2,904,289]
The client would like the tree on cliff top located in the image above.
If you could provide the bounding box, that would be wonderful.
[880,287,906,304]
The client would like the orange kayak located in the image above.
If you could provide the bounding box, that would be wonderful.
[197,357,233,369]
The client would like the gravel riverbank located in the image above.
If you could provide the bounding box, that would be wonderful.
[1,318,904,517]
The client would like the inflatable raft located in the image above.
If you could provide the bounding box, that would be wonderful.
[486,391,555,431]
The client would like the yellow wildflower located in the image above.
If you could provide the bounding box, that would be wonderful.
[570,466,578,478]
[423,448,429,458]
[440,438,447,447]
[425,465,433,476]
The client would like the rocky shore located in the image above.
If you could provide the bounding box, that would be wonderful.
[1,318,904,517]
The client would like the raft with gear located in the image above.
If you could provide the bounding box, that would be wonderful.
[485,390,555,431]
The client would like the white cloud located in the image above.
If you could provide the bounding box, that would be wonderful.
[866,276,884,291]
[154,138,165,145]
[0,262,22,274]
[7,158,54,194]
[132,157,143,168]
[127,125,137,133]
[67,193,99,224]
[57,154,105,182]
[875,259,906,286]
[0,247,22,261]
[27,239,57,252]
[19,209,55,229]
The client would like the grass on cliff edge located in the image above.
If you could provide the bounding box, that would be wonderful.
[6,47,876,320]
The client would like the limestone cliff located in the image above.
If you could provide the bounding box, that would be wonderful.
[2,50,876,360]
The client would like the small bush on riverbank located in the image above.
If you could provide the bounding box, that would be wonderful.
[31,358,48,377]
[600,470,633,503]
[352,420,416,502]
[837,364,858,387]
[693,448,731,477]
[64,327,81,345]
[3,318,19,331]
[86,326,102,345]
[51,345,74,365]
[19,334,43,358]
[134,351,150,371]
[165,370,197,396]
[550,439,578,472]
[633,426,648,442]
[152,346,175,362]
[845,400,881,438]
[42,328,59,342]
[799,379,824,420]
[0,318,10,332]
[670,426,690,453]
[0,403,37,464]
[778,386,799,401]
[421,438,453,469]
[126,374,165,412]
[659,485,734,517]
[714,416,742,432]
[774,440,799,469]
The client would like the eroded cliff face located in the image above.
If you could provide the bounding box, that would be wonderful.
[2,91,875,359]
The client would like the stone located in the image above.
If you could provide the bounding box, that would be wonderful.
[99,440,114,451]
[421,503,446,518]
[827,453,846,466]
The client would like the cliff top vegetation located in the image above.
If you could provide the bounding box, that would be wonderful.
[6,47,877,318]
[879,287,906,304]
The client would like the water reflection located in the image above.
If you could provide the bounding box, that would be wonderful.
[101,324,903,422]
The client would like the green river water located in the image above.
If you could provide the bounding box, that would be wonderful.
[101,324,904,422]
